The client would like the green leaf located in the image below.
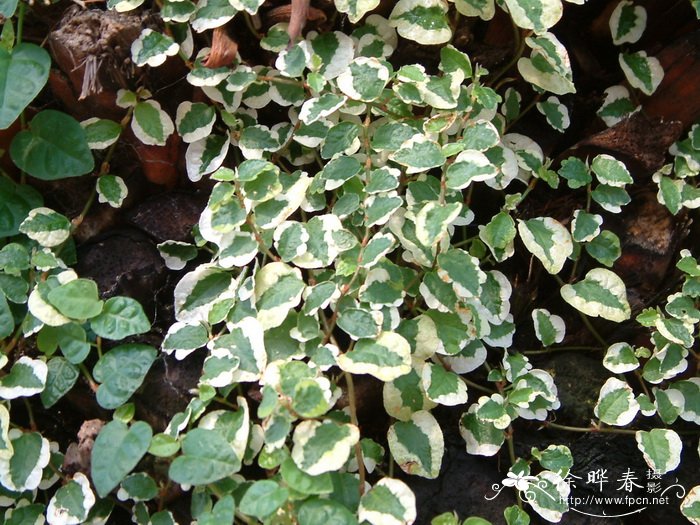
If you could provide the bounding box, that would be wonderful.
[388,410,444,478]
[91,420,152,498]
[389,0,452,45]
[337,332,412,382]
[292,420,359,476]
[681,486,700,523]
[635,429,682,475]
[536,96,569,132]
[533,444,573,478]
[338,307,382,340]
[597,85,639,127]
[0,431,50,491]
[504,506,530,525]
[118,472,159,502]
[591,184,631,213]
[19,207,71,248]
[131,29,179,67]
[47,278,103,320]
[609,0,647,45]
[38,322,88,363]
[619,51,664,96]
[299,93,347,125]
[594,377,639,426]
[390,135,446,173]
[531,308,565,346]
[560,268,631,322]
[40,357,79,408]
[603,342,639,373]
[0,177,42,237]
[175,101,216,143]
[517,33,575,95]
[96,175,128,208]
[92,344,157,409]
[239,480,289,519]
[309,31,355,80]
[585,230,621,267]
[91,296,151,340]
[0,356,47,400]
[526,471,569,522]
[46,473,95,524]
[479,211,516,262]
[0,43,50,129]
[437,248,486,298]
[446,150,498,189]
[0,0,18,16]
[197,494,236,525]
[570,210,602,242]
[132,100,174,146]
[174,265,235,324]
[169,428,241,485]
[280,456,333,495]
[297,498,359,525]
[162,321,209,360]
[591,154,632,187]
[81,118,122,149]
[161,0,196,21]
[503,0,562,33]
[334,0,381,22]
[359,478,416,525]
[186,134,230,182]
[149,433,180,457]
[459,404,505,456]
[10,110,94,179]
[337,57,390,102]
[0,290,13,339]
[558,157,591,189]
[518,217,572,274]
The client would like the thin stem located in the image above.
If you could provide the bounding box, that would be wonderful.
[523,345,603,356]
[213,396,238,409]
[568,184,593,282]
[505,93,540,132]
[462,377,497,394]
[543,421,639,436]
[70,188,97,234]
[16,1,25,44]
[78,363,98,392]
[23,398,36,431]
[321,228,370,344]
[488,25,529,87]
[553,274,607,347]
[1,324,23,355]
[452,235,478,249]
[505,428,523,510]
[448,11,461,45]
[244,13,263,40]
[344,371,365,494]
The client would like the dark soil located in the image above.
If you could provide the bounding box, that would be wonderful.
[7,0,700,523]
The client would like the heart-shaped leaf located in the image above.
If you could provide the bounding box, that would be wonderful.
[169,428,241,485]
[92,344,157,409]
[91,420,153,497]
[10,110,94,180]
[0,43,50,129]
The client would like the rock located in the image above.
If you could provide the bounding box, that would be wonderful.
[126,192,206,243]
[76,228,167,313]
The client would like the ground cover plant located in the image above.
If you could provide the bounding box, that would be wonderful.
[0,0,699,523]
